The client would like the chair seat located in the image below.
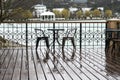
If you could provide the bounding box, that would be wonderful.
[37,37,49,38]
[63,37,74,38]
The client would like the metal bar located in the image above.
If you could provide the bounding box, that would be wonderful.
[53,22,56,63]
[79,23,82,68]
[25,22,29,80]
[0,0,3,22]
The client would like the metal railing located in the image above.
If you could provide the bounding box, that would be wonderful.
[0,21,106,49]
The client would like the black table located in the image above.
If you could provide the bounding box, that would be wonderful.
[48,28,64,49]
[48,29,64,60]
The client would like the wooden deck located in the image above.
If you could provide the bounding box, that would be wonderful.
[0,47,120,80]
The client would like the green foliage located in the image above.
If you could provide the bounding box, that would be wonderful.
[9,7,33,20]
[84,10,91,17]
[22,10,33,19]
[61,8,70,19]
[92,9,101,17]
[105,10,112,18]
[0,36,6,43]
[53,10,62,18]
[76,10,83,18]
[0,0,13,22]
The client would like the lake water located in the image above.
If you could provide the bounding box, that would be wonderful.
[0,20,106,48]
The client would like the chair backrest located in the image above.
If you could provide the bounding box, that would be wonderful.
[65,28,77,37]
[35,29,46,37]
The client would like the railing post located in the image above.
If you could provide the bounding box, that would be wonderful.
[0,0,3,22]
[80,23,82,68]
[53,22,56,63]
[25,22,29,80]
[105,22,108,56]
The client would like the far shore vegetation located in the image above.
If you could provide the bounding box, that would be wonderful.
[0,0,114,22]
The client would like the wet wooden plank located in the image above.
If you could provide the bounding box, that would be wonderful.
[12,48,22,80]
[84,48,120,75]
[77,48,119,80]
[0,48,5,58]
[20,48,28,80]
[0,47,120,80]
[40,48,65,80]
[55,50,82,80]
[0,48,15,80]
[59,49,99,80]
[3,49,18,80]
[35,49,57,80]
[66,48,109,80]
[28,48,38,80]
[0,49,9,66]
[0,49,10,79]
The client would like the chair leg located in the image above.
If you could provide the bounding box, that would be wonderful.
[45,38,50,59]
[36,37,40,51]
[71,38,76,59]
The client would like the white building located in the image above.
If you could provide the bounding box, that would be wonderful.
[32,4,47,18]
[32,4,55,21]
[82,8,92,13]
[97,7,104,11]
[52,8,64,12]
[69,7,78,13]
[40,11,55,21]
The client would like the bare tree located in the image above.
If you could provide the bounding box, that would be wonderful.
[0,0,13,22]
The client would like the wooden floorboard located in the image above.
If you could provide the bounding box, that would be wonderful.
[0,47,120,80]
[20,48,28,80]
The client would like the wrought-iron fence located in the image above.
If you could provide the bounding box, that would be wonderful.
[0,21,106,49]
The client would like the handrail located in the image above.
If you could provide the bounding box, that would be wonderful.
[106,28,120,32]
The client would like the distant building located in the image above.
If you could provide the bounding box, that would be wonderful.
[32,4,47,18]
[97,7,104,11]
[40,11,55,21]
[69,7,78,13]
[82,7,91,13]
[52,8,64,12]
[32,4,55,21]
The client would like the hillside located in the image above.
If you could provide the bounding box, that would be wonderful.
[9,0,120,12]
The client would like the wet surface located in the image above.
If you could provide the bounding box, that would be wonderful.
[0,47,120,80]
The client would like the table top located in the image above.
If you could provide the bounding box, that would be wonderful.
[48,29,64,31]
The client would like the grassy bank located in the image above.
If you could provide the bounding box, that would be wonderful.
[0,36,25,48]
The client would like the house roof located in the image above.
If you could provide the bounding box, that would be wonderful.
[40,11,55,16]
[33,4,46,7]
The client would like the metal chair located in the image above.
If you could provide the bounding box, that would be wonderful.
[35,29,50,62]
[62,28,77,60]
